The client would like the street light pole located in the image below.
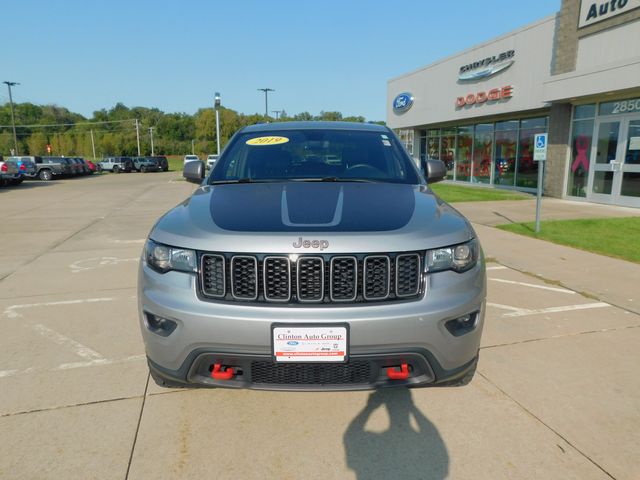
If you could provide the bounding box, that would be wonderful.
[257,88,274,118]
[149,127,155,156]
[3,81,20,155]
[135,119,141,156]
[214,92,221,156]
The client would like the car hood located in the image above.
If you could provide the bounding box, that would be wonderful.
[150,182,476,253]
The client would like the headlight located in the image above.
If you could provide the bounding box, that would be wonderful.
[145,239,197,273]
[426,238,479,273]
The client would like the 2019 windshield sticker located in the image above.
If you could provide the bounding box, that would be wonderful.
[246,136,290,146]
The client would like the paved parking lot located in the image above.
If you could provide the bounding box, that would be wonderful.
[1,173,638,479]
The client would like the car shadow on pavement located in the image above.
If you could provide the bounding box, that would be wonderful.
[343,388,448,480]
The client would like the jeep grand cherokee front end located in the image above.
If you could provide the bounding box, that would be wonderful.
[138,121,485,390]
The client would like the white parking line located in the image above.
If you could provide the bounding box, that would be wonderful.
[489,278,575,294]
[32,324,105,361]
[487,302,528,312]
[2,297,115,319]
[486,265,508,271]
[503,302,610,318]
[0,354,146,379]
[109,239,146,244]
[69,256,139,273]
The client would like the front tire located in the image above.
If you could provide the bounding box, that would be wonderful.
[141,165,147,173]
[113,165,120,174]
[39,169,53,181]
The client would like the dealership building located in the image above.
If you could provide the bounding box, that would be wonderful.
[387,0,640,207]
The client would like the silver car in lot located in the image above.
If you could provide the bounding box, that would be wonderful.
[139,122,486,391]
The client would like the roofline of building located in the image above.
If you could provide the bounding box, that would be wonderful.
[387,13,558,84]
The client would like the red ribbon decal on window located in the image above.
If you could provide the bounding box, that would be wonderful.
[572,135,590,173]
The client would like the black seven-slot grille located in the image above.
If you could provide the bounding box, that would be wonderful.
[200,252,423,305]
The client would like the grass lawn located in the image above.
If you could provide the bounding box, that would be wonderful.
[430,183,532,203]
[166,155,184,172]
[498,217,640,263]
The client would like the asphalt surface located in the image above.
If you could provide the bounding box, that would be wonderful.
[0,172,638,479]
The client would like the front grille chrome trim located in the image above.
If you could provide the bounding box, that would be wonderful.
[296,256,325,303]
[263,256,291,302]
[230,255,258,300]
[329,256,358,302]
[363,255,391,301]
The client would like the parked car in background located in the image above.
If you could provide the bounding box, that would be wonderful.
[85,159,99,173]
[34,156,69,181]
[206,154,219,170]
[99,157,133,173]
[183,154,199,165]
[153,155,169,172]
[132,156,160,172]
[5,156,37,185]
[74,158,92,175]
[0,155,20,186]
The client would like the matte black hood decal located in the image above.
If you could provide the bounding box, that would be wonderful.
[209,183,415,232]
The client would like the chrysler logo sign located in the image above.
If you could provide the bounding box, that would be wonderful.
[392,92,414,114]
[458,50,515,81]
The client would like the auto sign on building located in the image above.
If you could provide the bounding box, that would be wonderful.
[387,0,640,209]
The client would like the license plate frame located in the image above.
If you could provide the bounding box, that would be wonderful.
[271,323,349,363]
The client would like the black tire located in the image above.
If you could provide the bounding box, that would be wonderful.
[113,165,120,174]
[9,178,23,186]
[96,165,102,173]
[150,369,188,389]
[141,165,147,173]
[39,169,53,181]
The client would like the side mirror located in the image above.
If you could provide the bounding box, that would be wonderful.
[183,160,205,184]
[421,158,447,184]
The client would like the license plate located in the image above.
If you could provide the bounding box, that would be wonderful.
[272,324,348,363]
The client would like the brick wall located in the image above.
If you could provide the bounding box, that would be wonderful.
[545,103,573,197]
[553,0,640,74]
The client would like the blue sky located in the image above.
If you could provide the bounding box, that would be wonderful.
[1,0,560,121]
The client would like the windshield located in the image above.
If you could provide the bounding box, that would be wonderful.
[209,129,421,184]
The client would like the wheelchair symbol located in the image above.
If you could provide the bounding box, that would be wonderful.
[535,136,546,148]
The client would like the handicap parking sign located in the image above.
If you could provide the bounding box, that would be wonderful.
[534,133,548,161]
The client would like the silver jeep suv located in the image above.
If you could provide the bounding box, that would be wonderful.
[138,122,485,390]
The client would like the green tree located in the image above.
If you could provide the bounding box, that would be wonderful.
[26,131,48,155]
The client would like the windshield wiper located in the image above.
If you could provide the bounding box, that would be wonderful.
[289,177,381,183]
[210,178,272,185]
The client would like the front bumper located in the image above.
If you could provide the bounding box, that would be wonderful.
[138,259,486,390]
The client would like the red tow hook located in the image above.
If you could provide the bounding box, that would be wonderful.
[387,363,410,380]
[211,363,234,380]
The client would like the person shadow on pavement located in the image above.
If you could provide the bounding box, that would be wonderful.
[343,388,449,480]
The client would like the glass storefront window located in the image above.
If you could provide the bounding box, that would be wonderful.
[495,129,517,186]
[520,117,547,130]
[473,123,493,184]
[595,121,619,164]
[440,128,456,179]
[419,132,427,162]
[427,136,440,159]
[495,120,519,131]
[574,104,596,120]
[516,118,547,188]
[456,126,473,182]
[567,119,594,198]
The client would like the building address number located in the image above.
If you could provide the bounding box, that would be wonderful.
[600,98,640,116]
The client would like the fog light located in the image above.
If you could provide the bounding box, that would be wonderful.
[145,312,177,337]
[445,312,478,337]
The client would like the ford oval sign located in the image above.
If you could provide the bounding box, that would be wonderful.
[393,92,414,114]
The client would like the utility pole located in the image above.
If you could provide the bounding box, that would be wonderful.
[257,88,274,118]
[214,92,221,156]
[272,110,284,120]
[149,127,155,156]
[3,81,20,155]
[135,119,141,156]
[191,139,195,155]
[90,130,96,160]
